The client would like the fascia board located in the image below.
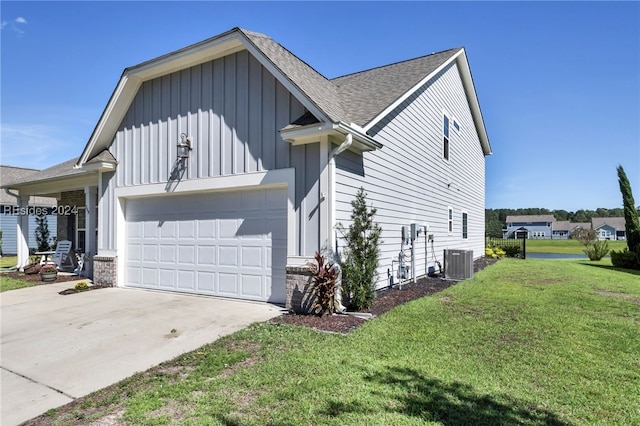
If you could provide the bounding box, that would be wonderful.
[456,50,492,155]
[9,173,99,196]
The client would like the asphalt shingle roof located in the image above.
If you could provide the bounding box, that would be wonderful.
[331,48,462,127]
[506,215,556,223]
[240,29,460,128]
[592,217,626,231]
[0,166,57,206]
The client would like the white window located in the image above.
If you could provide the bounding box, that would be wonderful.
[448,207,453,233]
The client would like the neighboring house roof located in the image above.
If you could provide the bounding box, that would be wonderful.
[592,217,626,231]
[506,215,556,223]
[0,166,57,206]
[571,222,592,230]
[77,27,491,167]
[553,221,571,232]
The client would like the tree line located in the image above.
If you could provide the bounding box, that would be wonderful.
[485,207,639,238]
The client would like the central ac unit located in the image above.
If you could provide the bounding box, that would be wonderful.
[444,249,474,280]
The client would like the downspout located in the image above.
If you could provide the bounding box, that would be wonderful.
[328,133,352,251]
[328,133,352,314]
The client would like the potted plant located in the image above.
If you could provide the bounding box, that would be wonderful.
[40,264,58,282]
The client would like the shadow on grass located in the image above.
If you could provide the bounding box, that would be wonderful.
[322,366,570,425]
[577,262,640,276]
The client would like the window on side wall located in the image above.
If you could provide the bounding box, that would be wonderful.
[448,207,453,233]
[462,212,468,239]
[443,114,450,161]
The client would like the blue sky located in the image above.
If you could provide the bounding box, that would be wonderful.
[1,1,638,212]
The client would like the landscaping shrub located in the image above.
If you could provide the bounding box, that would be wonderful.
[583,240,610,261]
[611,248,640,270]
[338,187,382,311]
[306,251,339,316]
[74,281,90,291]
[485,247,505,258]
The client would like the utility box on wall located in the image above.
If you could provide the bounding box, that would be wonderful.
[444,249,474,280]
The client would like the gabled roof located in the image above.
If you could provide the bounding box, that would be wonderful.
[506,215,556,223]
[592,217,626,231]
[78,27,491,166]
[332,48,461,127]
[571,222,592,230]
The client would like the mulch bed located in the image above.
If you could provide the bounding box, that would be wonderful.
[270,257,499,334]
[2,268,83,285]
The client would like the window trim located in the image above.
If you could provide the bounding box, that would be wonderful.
[443,113,450,161]
[448,206,453,234]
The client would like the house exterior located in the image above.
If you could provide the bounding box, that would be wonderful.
[551,220,571,239]
[3,28,491,307]
[503,215,555,239]
[592,217,626,240]
[0,166,57,255]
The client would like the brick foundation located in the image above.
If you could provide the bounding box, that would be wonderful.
[93,256,117,287]
[285,265,317,313]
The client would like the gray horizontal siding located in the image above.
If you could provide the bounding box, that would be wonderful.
[336,62,486,288]
[0,211,57,255]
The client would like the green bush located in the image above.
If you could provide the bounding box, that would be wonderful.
[583,240,610,261]
[610,248,640,270]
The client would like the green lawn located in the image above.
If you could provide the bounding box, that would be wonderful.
[526,238,628,254]
[36,258,640,425]
[0,256,40,292]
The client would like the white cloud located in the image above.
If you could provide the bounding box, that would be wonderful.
[0,122,80,169]
[1,16,27,34]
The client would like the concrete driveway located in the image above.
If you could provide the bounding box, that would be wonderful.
[0,282,283,425]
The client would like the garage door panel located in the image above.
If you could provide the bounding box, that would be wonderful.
[143,245,158,262]
[126,188,286,301]
[219,273,238,295]
[241,275,263,297]
[197,246,216,265]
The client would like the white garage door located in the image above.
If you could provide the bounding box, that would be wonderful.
[125,188,287,303]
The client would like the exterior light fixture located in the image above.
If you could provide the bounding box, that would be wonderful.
[177,133,192,159]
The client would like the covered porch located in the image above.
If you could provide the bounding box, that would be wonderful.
[2,153,116,279]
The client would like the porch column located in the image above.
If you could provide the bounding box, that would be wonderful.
[16,195,30,270]
[85,186,97,277]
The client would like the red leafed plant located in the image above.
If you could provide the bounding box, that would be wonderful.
[307,251,340,316]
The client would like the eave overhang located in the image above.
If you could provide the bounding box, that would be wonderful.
[280,122,383,152]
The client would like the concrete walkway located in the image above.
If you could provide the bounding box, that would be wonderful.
[0,282,282,425]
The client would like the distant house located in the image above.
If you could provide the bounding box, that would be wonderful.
[503,215,555,239]
[0,166,58,255]
[592,217,626,240]
[502,215,627,241]
[551,221,571,239]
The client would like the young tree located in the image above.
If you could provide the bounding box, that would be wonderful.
[35,213,51,252]
[617,165,640,253]
[338,187,382,311]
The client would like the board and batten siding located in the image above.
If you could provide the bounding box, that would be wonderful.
[335,61,486,288]
[100,50,319,256]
